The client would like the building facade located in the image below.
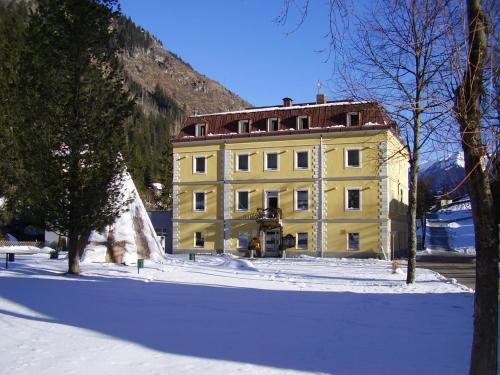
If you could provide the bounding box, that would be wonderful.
[172,95,408,259]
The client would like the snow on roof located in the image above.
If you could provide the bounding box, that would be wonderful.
[190,100,371,118]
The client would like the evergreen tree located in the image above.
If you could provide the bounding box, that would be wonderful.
[0,2,27,199]
[14,0,133,274]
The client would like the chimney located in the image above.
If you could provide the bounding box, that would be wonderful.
[282,97,293,107]
[316,93,326,104]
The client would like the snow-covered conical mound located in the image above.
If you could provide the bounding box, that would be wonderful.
[82,172,165,264]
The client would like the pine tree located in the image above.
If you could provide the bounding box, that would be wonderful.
[14,0,133,274]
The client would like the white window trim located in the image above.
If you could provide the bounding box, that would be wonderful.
[296,115,309,129]
[264,151,280,171]
[193,155,207,175]
[264,190,280,210]
[235,189,250,211]
[235,153,250,172]
[195,123,207,137]
[238,119,250,134]
[193,191,206,212]
[344,148,362,168]
[267,118,279,132]
[294,150,310,170]
[294,188,310,211]
[345,187,362,211]
[194,231,205,248]
[237,232,249,249]
[347,112,360,127]
[347,232,360,251]
[296,232,308,250]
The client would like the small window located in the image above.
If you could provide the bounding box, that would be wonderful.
[297,233,308,249]
[348,232,360,250]
[238,232,249,249]
[193,192,206,211]
[265,152,279,171]
[236,154,249,172]
[236,190,249,211]
[195,123,207,137]
[296,189,309,211]
[195,232,205,247]
[347,112,360,127]
[295,151,309,169]
[346,149,361,168]
[267,118,279,132]
[346,188,361,211]
[193,156,206,174]
[238,120,250,133]
[297,116,309,129]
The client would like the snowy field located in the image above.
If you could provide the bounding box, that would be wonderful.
[0,254,473,375]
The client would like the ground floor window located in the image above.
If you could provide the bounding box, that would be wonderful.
[296,232,308,249]
[194,232,204,248]
[348,232,360,250]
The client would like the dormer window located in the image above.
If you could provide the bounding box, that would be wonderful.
[347,112,360,127]
[238,120,250,133]
[195,123,207,137]
[297,116,309,129]
[267,118,279,132]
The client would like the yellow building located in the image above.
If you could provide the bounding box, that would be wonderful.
[172,95,408,259]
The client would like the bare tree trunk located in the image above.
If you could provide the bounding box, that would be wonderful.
[67,229,80,275]
[456,1,498,373]
[407,158,418,283]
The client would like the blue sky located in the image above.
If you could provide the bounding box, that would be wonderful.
[120,0,339,107]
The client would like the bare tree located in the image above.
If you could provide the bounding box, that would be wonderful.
[448,0,498,373]
[339,0,455,283]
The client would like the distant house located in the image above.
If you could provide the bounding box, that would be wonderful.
[147,210,172,253]
[171,95,409,259]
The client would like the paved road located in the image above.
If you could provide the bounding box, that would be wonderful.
[417,261,476,290]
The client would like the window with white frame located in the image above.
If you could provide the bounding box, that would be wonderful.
[194,232,205,247]
[347,112,360,127]
[265,152,279,171]
[348,232,360,250]
[296,232,308,249]
[238,120,250,133]
[295,189,309,211]
[345,148,361,168]
[195,123,207,137]
[193,191,206,211]
[238,232,249,249]
[297,116,309,129]
[236,190,249,211]
[295,150,309,169]
[267,118,279,132]
[346,188,361,211]
[193,156,206,174]
[236,154,249,172]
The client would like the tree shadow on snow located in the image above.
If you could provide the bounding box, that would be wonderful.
[0,269,474,374]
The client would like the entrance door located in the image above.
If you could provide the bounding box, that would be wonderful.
[264,229,280,255]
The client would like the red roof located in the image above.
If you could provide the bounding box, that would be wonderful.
[173,100,398,142]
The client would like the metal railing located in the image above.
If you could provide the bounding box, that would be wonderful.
[255,208,282,220]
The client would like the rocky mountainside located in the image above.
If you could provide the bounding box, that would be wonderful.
[119,17,250,121]
[419,152,467,198]
[115,16,251,207]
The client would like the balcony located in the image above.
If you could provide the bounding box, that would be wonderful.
[254,208,282,230]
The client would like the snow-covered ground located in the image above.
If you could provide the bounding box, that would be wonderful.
[0,254,473,375]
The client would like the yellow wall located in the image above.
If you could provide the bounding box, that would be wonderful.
[173,129,408,257]
[325,222,380,253]
[325,180,379,219]
[178,222,222,251]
